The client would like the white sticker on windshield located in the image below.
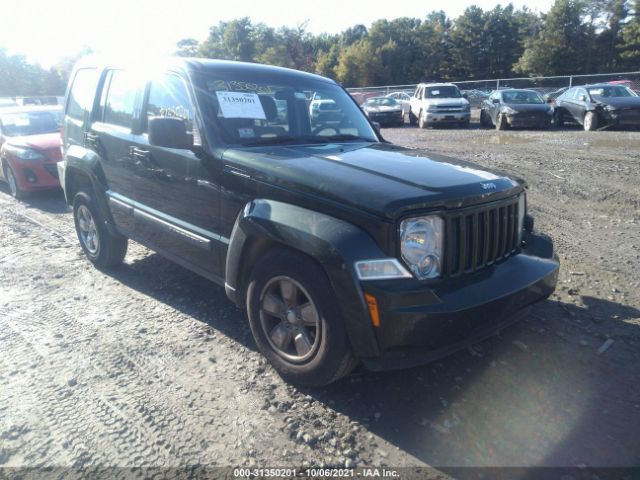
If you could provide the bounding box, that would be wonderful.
[431,90,440,95]
[216,91,266,119]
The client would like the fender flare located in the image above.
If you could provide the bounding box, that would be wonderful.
[63,145,118,235]
[225,199,386,358]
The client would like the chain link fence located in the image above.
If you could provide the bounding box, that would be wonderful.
[347,72,640,107]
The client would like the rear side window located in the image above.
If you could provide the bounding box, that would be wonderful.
[67,68,98,120]
[103,70,138,129]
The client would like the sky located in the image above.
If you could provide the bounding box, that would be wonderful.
[0,0,555,67]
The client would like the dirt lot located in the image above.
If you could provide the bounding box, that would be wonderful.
[1,124,639,473]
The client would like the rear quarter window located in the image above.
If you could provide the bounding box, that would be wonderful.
[66,68,99,120]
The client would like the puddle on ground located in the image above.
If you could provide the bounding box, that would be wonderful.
[474,134,533,145]
[581,138,640,149]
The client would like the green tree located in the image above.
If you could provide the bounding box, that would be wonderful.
[175,38,199,57]
[515,0,589,75]
[620,0,640,66]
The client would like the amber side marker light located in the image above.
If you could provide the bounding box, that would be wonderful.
[364,293,380,327]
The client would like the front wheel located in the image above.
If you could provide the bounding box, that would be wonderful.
[584,111,598,131]
[553,110,564,127]
[246,247,357,386]
[479,110,490,128]
[73,192,128,268]
[5,165,26,200]
[496,113,508,131]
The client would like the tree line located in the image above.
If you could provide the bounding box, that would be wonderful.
[177,0,640,87]
[1,0,639,96]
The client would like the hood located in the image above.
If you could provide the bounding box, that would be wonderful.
[7,132,61,151]
[594,96,640,109]
[223,142,523,220]
[364,105,403,112]
[424,98,469,107]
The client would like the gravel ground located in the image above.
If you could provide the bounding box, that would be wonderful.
[1,124,639,472]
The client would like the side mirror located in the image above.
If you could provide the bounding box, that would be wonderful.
[579,94,588,102]
[372,121,381,133]
[148,117,193,150]
[462,93,468,99]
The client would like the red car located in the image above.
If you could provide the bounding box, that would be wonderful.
[0,106,62,199]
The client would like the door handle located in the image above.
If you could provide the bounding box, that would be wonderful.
[84,132,99,148]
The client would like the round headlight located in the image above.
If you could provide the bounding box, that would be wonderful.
[400,216,444,279]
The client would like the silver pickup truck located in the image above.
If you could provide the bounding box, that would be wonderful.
[409,83,471,128]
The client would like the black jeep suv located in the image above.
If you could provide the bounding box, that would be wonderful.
[58,58,559,386]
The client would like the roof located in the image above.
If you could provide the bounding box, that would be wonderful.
[73,56,336,86]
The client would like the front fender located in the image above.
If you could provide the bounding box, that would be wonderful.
[226,199,386,358]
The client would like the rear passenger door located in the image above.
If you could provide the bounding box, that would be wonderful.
[131,72,224,278]
[64,67,99,150]
[89,69,143,234]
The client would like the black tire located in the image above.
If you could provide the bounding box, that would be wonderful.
[246,247,357,387]
[418,110,427,129]
[496,113,508,131]
[73,192,127,268]
[409,109,417,126]
[5,164,27,200]
[584,111,598,131]
[553,110,564,128]
[479,110,490,128]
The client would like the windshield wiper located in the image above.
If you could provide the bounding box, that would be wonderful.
[243,135,330,146]
[324,134,375,142]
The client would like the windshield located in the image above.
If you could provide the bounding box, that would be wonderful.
[502,91,544,104]
[196,73,378,146]
[587,86,636,98]
[0,109,61,136]
[424,86,461,99]
[366,98,399,107]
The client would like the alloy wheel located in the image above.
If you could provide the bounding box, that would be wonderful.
[259,276,321,363]
[77,204,100,255]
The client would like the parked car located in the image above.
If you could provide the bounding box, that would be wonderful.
[480,89,553,130]
[0,106,62,198]
[385,91,411,116]
[58,58,558,386]
[409,83,470,128]
[0,98,18,108]
[542,87,569,105]
[554,84,640,131]
[362,97,404,127]
[309,92,342,122]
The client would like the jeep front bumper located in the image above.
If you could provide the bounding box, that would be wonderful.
[358,231,559,370]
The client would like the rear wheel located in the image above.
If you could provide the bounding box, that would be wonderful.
[584,111,598,131]
[418,110,427,129]
[246,247,357,386]
[73,192,128,268]
[409,109,417,126]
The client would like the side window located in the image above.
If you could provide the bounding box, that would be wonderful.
[566,88,577,100]
[67,68,98,120]
[146,74,198,143]
[102,70,138,129]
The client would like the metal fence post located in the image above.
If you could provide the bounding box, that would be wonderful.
[496,79,500,90]
[569,76,573,87]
